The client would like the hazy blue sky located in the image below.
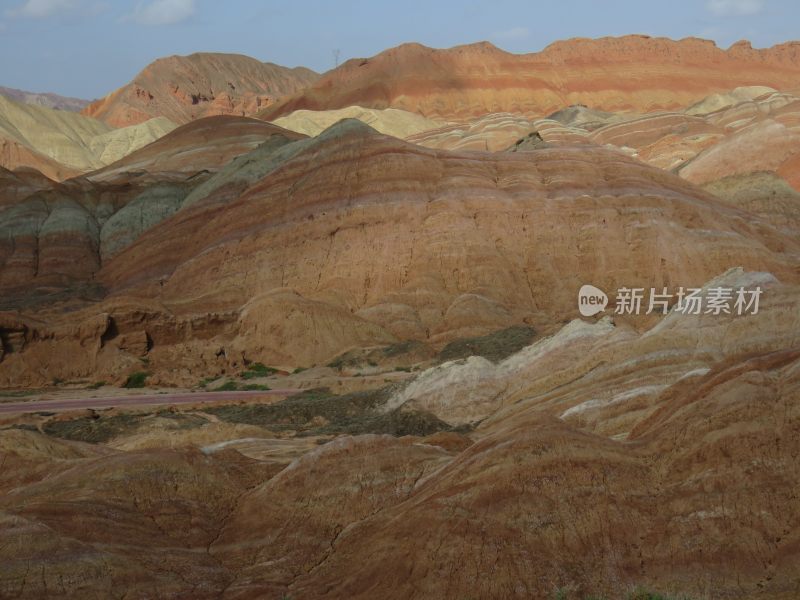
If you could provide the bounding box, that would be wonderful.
[0,0,798,99]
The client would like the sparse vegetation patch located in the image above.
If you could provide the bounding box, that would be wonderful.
[438,325,535,363]
[205,385,451,436]
[241,362,279,379]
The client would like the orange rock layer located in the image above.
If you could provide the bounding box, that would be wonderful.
[260,36,800,121]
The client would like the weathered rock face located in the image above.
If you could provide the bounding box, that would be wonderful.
[3,117,796,386]
[0,135,82,181]
[99,184,189,261]
[0,429,277,599]
[102,119,798,319]
[2,273,798,598]
[585,89,800,178]
[0,166,51,205]
[703,172,800,235]
[0,116,305,298]
[260,36,800,121]
[211,434,455,598]
[83,52,319,127]
[281,353,800,600]
[269,270,798,600]
[389,269,799,430]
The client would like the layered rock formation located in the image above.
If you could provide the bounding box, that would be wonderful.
[259,36,800,121]
[83,52,319,127]
[0,116,304,299]
[87,115,304,183]
[2,117,797,387]
[272,105,443,138]
[1,270,798,598]
[2,37,800,600]
[0,94,176,179]
[405,111,604,151]
[587,88,800,177]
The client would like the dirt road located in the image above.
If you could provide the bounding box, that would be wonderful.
[0,389,299,414]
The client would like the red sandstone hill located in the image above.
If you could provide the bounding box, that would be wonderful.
[83,52,319,127]
[259,36,800,121]
[2,117,797,388]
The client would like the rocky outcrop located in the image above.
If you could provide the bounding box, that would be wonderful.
[212,435,454,598]
[283,345,800,599]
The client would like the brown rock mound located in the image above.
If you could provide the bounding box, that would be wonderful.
[83,52,319,127]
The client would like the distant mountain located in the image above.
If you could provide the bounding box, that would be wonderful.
[259,36,800,121]
[83,52,319,127]
[0,94,176,180]
[0,85,90,112]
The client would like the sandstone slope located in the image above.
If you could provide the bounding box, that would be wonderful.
[83,52,319,127]
[271,105,444,138]
[1,270,798,598]
[2,119,797,388]
[0,94,176,179]
[0,116,305,304]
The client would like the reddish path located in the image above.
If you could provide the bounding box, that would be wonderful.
[0,389,300,414]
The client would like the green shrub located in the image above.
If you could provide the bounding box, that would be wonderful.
[242,362,279,379]
[215,380,239,391]
[123,372,148,388]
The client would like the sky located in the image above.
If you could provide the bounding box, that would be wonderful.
[0,0,798,100]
